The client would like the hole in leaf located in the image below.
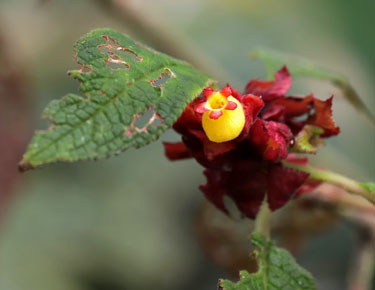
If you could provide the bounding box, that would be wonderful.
[124,105,164,136]
[98,45,143,63]
[98,36,143,70]
[81,66,92,73]
[116,49,143,62]
[103,52,129,70]
[150,68,176,88]
[152,74,170,87]
[135,108,154,129]
[98,45,111,55]
[151,118,162,127]
[106,59,129,70]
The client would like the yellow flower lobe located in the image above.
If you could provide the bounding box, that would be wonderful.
[202,96,245,143]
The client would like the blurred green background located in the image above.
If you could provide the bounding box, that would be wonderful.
[0,0,374,289]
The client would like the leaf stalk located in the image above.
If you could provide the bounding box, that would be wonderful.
[253,199,272,240]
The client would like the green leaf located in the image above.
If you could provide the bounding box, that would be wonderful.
[291,125,324,154]
[19,28,212,170]
[219,233,316,290]
[251,49,375,125]
[359,182,375,194]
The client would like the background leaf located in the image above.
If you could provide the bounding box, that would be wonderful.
[219,233,316,290]
[359,182,375,194]
[251,49,375,125]
[19,28,212,170]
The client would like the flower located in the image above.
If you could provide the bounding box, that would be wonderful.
[195,87,245,143]
[164,66,339,219]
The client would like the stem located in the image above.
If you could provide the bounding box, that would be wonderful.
[253,199,272,240]
[348,228,375,290]
[282,161,375,205]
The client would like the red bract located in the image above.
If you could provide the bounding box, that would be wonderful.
[164,66,339,219]
[200,158,309,218]
[262,95,340,137]
[250,119,293,162]
[245,66,292,102]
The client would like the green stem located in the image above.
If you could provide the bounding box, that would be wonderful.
[253,200,272,240]
[282,161,375,204]
[348,229,375,290]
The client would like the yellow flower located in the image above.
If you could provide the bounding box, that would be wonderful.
[195,87,245,143]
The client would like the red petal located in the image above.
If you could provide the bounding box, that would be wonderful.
[267,164,309,211]
[189,129,237,162]
[163,142,192,160]
[238,94,264,139]
[242,95,264,120]
[272,96,312,118]
[195,101,209,114]
[200,160,311,218]
[203,140,237,161]
[295,178,321,196]
[200,169,229,215]
[203,87,214,98]
[260,104,285,121]
[250,119,293,162]
[307,96,340,137]
[265,66,292,100]
[225,101,237,110]
[268,94,340,137]
[226,160,267,219]
[173,101,202,135]
[209,110,223,120]
[220,85,232,98]
[230,87,242,101]
[245,79,274,98]
[285,153,309,165]
[245,66,292,102]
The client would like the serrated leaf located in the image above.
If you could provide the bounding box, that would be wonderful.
[251,49,375,125]
[19,29,212,170]
[291,125,324,154]
[219,233,316,290]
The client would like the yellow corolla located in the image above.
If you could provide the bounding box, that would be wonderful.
[195,87,245,143]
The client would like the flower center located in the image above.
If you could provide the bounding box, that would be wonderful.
[206,92,227,110]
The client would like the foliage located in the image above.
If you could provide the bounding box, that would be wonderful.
[19,28,211,170]
[219,233,316,290]
[17,28,375,290]
[359,182,375,194]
